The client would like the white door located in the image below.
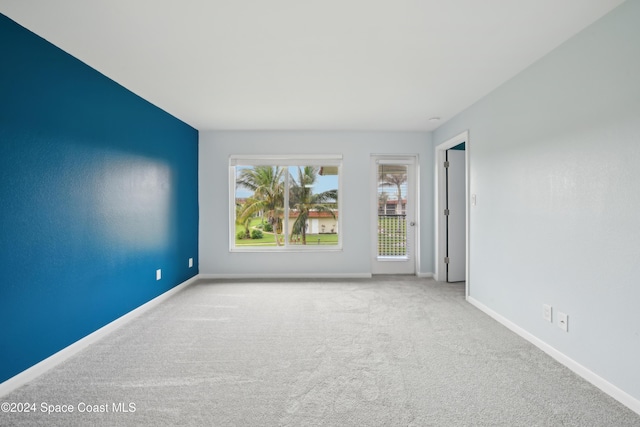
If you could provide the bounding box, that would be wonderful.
[446,149,466,282]
[371,156,417,275]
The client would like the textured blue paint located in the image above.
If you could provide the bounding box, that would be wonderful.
[0,14,199,383]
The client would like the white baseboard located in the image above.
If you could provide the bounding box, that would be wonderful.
[199,272,372,280]
[467,296,640,416]
[200,272,433,280]
[0,274,200,398]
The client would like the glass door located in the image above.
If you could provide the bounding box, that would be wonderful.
[371,156,417,275]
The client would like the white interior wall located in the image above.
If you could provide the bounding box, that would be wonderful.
[433,0,640,408]
[199,131,434,277]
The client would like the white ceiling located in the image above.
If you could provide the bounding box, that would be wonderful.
[0,0,625,131]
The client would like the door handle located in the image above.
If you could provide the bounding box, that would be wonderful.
[409,221,416,226]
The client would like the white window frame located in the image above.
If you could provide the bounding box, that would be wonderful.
[229,154,343,252]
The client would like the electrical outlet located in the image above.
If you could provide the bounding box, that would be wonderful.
[557,311,568,332]
[543,304,552,322]
[156,269,162,280]
[189,258,193,268]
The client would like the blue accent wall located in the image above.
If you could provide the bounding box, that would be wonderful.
[0,14,199,383]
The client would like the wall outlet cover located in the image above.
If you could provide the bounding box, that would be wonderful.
[557,311,568,332]
[543,304,552,322]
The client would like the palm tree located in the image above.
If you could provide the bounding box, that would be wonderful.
[289,166,337,245]
[236,203,252,239]
[236,166,285,245]
[378,192,389,215]
[381,172,407,214]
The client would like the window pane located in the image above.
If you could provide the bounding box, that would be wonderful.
[377,164,408,257]
[232,160,340,251]
[234,165,285,248]
[288,166,339,246]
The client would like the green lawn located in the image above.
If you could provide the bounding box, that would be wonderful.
[289,233,338,245]
[235,217,338,246]
[377,215,407,256]
[235,218,276,245]
[234,216,406,251]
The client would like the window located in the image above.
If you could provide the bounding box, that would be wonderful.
[229,155,342,251]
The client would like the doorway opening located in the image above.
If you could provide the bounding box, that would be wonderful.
[435,132,469,295]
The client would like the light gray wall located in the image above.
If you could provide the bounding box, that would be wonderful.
[199,131,434,277]
[434,1,640,403]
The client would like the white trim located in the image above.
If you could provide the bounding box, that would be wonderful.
[228,163,237,250]
[230,154,343,166]
[370,154,419,275]
[414,156,421,275]
[376,159,414,165]
[467,296,640,416]
[434,131,470,296]
[417,272,434,278]
[199,273,372,280]
[0,275,200,398]
[231,246,344,253]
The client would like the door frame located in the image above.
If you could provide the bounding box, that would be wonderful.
[435,131,470,296]
[371,154,420,275]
